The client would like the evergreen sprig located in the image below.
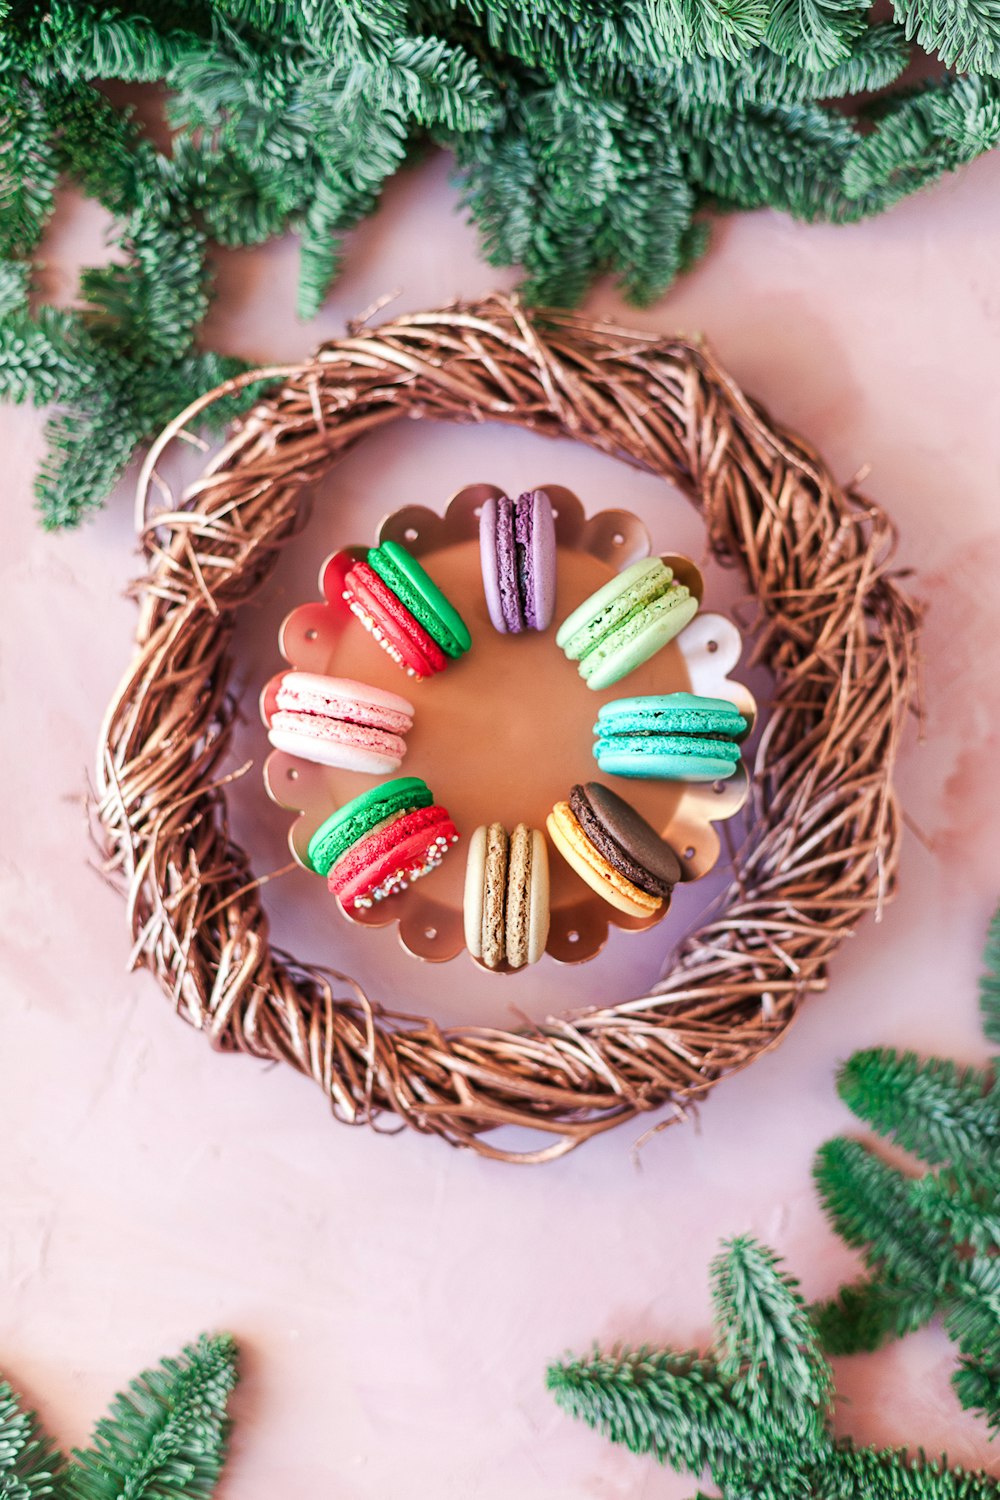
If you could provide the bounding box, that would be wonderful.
[0,1336,237,1500]
[549,1235,1000,1497]
[3,0,1000,524]
[813,902,1000,1429]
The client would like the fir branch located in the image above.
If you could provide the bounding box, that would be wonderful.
[812,1272,939,1353]
[64,1334,237,1500]
[813,1138,945,1287]
[835,1049,1000,1166]
[0,1380,65,1500]
[892,0,1000,77]
[711,1235,832,1443]
[979,901,1000,1045]
[643,0,771,63]
[764,0,870,70]
[0,80,58,258]
[546,1346,752,1474]
[843,74,1000,202]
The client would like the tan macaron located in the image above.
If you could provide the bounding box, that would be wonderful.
[463,822,550,970]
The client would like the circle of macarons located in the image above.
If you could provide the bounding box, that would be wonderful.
[593,692,748,781]
[546,783,682,919]
[307,777,458,911]
[556,557,698,689]
[268,672,415,775]
[479,489,557,633]
[341,539,471,679]
[463,822,550,970]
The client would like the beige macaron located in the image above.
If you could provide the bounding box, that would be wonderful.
[463,822,549,970]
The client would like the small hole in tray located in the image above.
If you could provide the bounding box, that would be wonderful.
[707,639,718,653]
[424,926,437,941]
[612,532,624,545]
[305,628,318,641]
[288,768,299,781]
[713,780,725,794]
[567,929,580,943]
[404,527,419,542]
[684,846,695,860]
[473,506,483,517]
[551,508,558,518]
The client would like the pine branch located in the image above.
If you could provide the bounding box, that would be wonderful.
[892,0,1000,77]
[843,74,1000,203]
[764,0,870,70]
[64,1334,237,1500]
[0,1380,65,1500]
[546,1346,751,1475]
[835,1049,1000,1167]
[979,902,1000,1046]
[811,1272,937,1354]
[711,1235,831,1443]
[0,80,58,258]
[813,1138,944,1287]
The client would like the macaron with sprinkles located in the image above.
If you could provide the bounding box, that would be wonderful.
[463,821,550,970]
[594,692,747,781]
[556,557,698,689]
[479,489,557,633]
[341,540,471,680]
[546,783,682,918]
[266,672,414,775]
[307,776,458,911]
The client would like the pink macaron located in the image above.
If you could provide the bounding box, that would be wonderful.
[327,803,459,910]
[267,672,415,774]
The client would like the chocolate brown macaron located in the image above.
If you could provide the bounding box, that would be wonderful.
[547,783,682,917]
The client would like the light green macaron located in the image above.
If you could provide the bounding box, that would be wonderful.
[556,558,698,690]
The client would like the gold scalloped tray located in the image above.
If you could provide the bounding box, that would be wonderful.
[261,484,756,966]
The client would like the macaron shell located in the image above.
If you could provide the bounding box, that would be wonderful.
[478,499,507,632]
[329,805,458,908]
[268,719,405,775]
[525,490,556,631]
[581,590,699,690]
[576,782,682,893]
[526,827,550,965]
[556,559,668,658]
[306,775,432,874]
[596,745,741,781]
[504,822,532,968]
[372,540,472,657]
[495,497,524,633]
[546,802,660,918]
[594,692,747,740]
[344,562,447,679]
[275,672,414,733]
[481,822,510,970]
[463,825,488,959]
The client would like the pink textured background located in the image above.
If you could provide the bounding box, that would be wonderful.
[3,151,1000,1491]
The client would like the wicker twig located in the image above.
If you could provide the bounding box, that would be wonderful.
[94,294,921,1163]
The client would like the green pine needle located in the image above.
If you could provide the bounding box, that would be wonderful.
[550,1239,1000,1498]
[64,1335,237,1500]
[979,902,1000,1045]
[0,1380,65,1499]
[835,1049,1000,1166]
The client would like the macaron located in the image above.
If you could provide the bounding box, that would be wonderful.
[546,783,682,918]
[267,672,414,774]
[594,692,747,781]
[307,776,458,910]
[341,540,471,680]
[463,821,550,969]
[479,489,557,633]
[555,558,698,690]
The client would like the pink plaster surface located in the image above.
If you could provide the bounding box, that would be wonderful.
[3,151,1000,1492]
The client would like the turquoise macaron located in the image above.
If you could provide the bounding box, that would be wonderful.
[555,558,698,690]
[593,693,748,781]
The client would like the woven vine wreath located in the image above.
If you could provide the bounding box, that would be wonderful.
[96,293,920,1164]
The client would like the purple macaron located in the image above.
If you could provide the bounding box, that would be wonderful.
[479,489,556,633]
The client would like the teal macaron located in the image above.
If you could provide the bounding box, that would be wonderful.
[367,540,471,659]
[307,776,433,874]
[593,693,748,781]
[555,558,698,690]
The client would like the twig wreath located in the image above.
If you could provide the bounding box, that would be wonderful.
[96,294,920,1163]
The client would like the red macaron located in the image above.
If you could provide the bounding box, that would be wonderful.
[327,804,459,911]
[340,556,449,680]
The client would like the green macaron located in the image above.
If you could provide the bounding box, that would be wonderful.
[307,776,433,874]
[556,558,697,690]
[368,540,471,659]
